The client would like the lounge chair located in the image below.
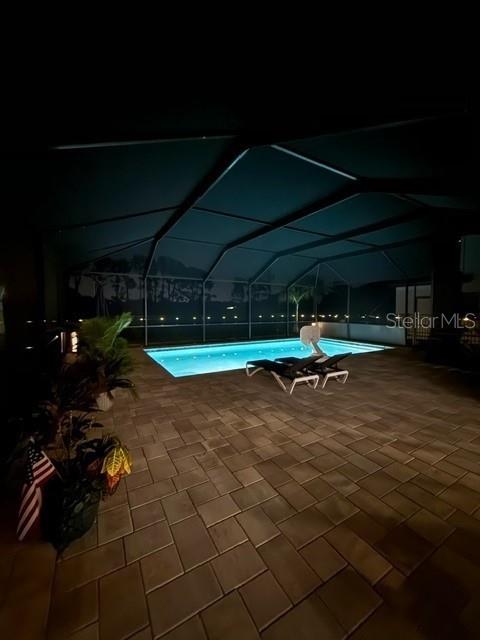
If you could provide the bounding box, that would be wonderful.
[245,355,321,394]
[276,352,351,389]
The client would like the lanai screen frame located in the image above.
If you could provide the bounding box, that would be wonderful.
[59,113,470,346]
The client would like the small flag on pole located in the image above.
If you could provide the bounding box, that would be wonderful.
[17,440,56,542]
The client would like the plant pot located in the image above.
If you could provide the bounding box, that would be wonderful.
[42,476,102,552]
[97,392,113,412]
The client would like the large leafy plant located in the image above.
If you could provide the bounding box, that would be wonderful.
[77,313,136,397]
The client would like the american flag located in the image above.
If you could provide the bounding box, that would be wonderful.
[17,440,56,542]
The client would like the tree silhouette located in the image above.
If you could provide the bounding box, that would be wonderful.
[253,284,270,302]
[131,254,146,275]
[204,281,214,302]
[124,276,137,301]
[88,273,108,316]
[231,283,246,305]
[149,277,159,305]
[111,275,122,300]
[290,286,312,331]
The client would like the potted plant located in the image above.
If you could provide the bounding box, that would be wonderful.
[43,429,132,551]
[77,312,136,411]
[10,356,133,551]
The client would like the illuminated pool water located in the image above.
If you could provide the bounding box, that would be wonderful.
[145,338,391,377]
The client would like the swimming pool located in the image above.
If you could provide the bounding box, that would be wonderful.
[145,338,390,377]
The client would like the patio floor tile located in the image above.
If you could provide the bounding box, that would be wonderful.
[201,591,259,640]
[210,541,266,592]
[239,571,291,631]
[318,567,382,633]
[258,535,320,603]
[147,564,222,637]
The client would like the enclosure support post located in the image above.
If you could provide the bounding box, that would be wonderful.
[286,286,290,337]
[346,285,351,340]
[405,284,409,344]
[314,265,320,322]
[202,282,206,343]
[413,284,417,346]
[248,284,252,340]
[143,277,148,347]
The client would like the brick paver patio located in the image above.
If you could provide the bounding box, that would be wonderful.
[47,347,480,639]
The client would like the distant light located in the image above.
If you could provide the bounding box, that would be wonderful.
[334,314,338,319]
[311,315,315,318]
[175,317,179,321]
[258,315,262,318]
[345,314,349,318]
[234,315,238,319]
[207,316,211,320]
[140,317,144,321]
[78,318,83,323]
[226,306,234,310]
[26,320,33,324]
[25,346,34,350]
[193,316,197,320]
[160,317,165,321]
[271,314,275,318]
[301,314,305,318]
[291,314,295,318]
[222,316,226,320]
[281,314,284,318]
[375,315,380,319]
[361,315,366,318]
